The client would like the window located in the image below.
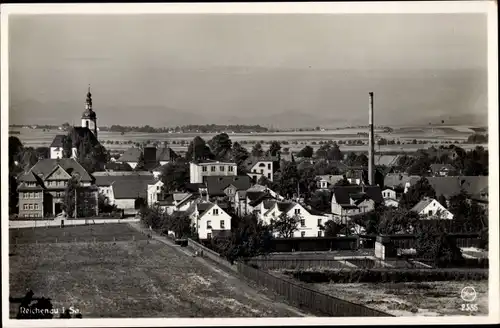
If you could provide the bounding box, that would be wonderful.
[268,164,271,170]
[220,220,225,229]
[301,231,306,238]
[211,166,216,172]
[207,220,212,229]
[267,173,271,179]
[207,233,212,240]
[213,209,219,216]
[202,166,208,172]
[228,166,234,172]
[35,204,39,210]
[428,210,433,215]
[260,169,264,174]
[318,231,323,237]
[300,219,306,227]
[29,204,34,210]
[24,204,28,210]
[220,166,225,171]
[317,219,322,226]
[295,208,301,215]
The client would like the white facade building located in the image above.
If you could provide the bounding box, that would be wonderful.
[189,160,237,184]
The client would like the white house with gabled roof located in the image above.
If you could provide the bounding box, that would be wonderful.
[410,197,454,220]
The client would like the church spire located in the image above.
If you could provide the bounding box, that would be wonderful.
[86,84,92,109]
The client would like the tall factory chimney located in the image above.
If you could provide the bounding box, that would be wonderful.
[368,92,375,186]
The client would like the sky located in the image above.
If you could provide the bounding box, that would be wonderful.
[8,14,488,128]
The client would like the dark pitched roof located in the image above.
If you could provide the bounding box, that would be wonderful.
[427,176,488,199]
[244,156,275,170]
[118,147,142,163]
[384,173,421,189]
[93,171,154,187]
[204,175,252,197]
[276,202,295,213]
[50,135,66,148]
[105,162,133,171]
[411,197,434,213]
[156,147,177,162]
[185,183,206,193]
[246,191,275,207]
[332,186,383,205]
[71,127,99,147]
[19,158,93,183]
[112,178,154,199]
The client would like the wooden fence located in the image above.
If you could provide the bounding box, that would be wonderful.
[237,262,393,317]
[187,238,237,272]
[247,258,358,270]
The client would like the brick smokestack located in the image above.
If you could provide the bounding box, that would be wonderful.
[368,92,375,186]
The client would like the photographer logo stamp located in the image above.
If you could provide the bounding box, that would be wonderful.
[461,286,477,302]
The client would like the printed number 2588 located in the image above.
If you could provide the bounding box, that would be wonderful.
[461,304,478,312]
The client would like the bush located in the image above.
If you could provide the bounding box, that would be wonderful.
[290,269,488,283]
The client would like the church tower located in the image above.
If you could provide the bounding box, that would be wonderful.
[81,85,98,138]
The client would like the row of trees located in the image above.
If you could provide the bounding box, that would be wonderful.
[102,124,269,134]
[396,145,488,176]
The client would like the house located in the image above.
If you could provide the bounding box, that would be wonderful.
[156,192,195,215]
[93,171,155,215]
[117,146,177,171]
[381,187,399,208]
[383,173,421,193]
[315,175,345,189]
[430,164,457,177]
[189,160,238,183]
[256,201,331,238]
[410,197,454,220]
[234,184,285,216]
[245,157,276,182]
[17,158,98,218]
[330,186,383,222]
[426,176,489,205]
[204,175,252,204]
[174,201,232,240]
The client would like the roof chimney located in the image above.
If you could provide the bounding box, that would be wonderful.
[368,92,375,186]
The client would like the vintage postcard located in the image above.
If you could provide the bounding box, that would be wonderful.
[1,2,498,327]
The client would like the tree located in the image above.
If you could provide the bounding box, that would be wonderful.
[276,160,300,199]
[63,177,79,218]
[271,213,300,238]
[186,136,213,161]
[400,177,436,210]
[329,142,343,161]
[9,175,19,215]
[437,194,447,207]
[208,133,233,161]
[415,222,464,268]
[251,143,264,158]
[160,160,189,193]
[257,175,277,190]
[268,141,282,157]
[231,142,250,174]
[344,152,358,166]
[407,153,431,176]
[134,152,146,171]
[9,136,24,167]
[213,214,273,263]
[98,193,117,214]
[322,220,343,237]
[297,145,314,158]
[354,154,368,167]
[307,190,331,212]
[377,207,419,235]
[334,177,351,186]
[35,147,50,159]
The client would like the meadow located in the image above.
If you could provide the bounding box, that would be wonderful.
[9,224,303,318]
[10,125,487,155]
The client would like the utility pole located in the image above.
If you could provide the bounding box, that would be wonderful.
[74,188,77,219]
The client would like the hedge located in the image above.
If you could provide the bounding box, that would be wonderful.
[289,269,488,283]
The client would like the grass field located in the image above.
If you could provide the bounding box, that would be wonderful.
[9,224,302,318]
